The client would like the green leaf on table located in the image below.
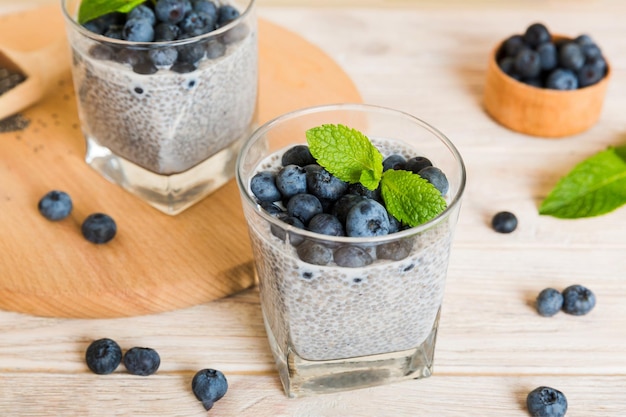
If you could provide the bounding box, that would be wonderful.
[539,145,626,219]
[78,0,147,24]
[381,169,447,227]
[306,124,383,191]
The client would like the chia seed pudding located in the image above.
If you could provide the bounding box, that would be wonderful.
[65,3,258,175]
[244,139,455,361]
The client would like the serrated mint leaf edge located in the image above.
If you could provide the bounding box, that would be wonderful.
[380,169,448,227]
[539,146,626,218]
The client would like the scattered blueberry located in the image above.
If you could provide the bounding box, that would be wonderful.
[307,213,345,237]
[38,190,73,221]
[561,284,596,315]
[382,154,407,171]
[546,68,578,90]
[333,245,374,268]
[306,165,349,201]
[192,368,228,411]
[536,288,564,317]
[250,171,281,202]
[281,145,316,167]
[296,240,333,265]
[287,193,323,224]
[418,166,449,195]
[276,164,307,199]
[491,211,518,233]
[123,18,155,42]
[81,213,117,244]
[123,347,161,376]
[345,199,390,237]
[85,338,122,375]
[526,386,568,417]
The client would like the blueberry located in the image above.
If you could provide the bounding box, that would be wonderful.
[180,11,215,36]
[192,369,228,411]
[577,63,605,88]
[260,202,284,217]
[514,48,542,78]
[546,69,578,90]
[536,42,557,71]
[123,347,161,376]
[333,245,374,268]
[104,25,124,40]
[347,182,381,202]
[345,199,390,237]
[296,240,333,265]
[376,239,413,261]
[89,44,115,60]
[498,56,517,76]
[85,338,122,375]
[250,171,281,202]
[418,166,449,195]
[133,58,159,75]
[307,213,345,237]
[271,215,304,246]
[81,213,117,244]
[154,22,181,41]
[382,154,407,171]
[193,0,218,19]
[536,288,564,317]
[149,47,178,66]
[306,165,349,201]
[281,145,316,167]
[491,211,517,233]
[526,386,568,417]
[276,165,307,199]
[580,43,603,60]
[574,34,595,46]
[38,190,73,221]
[387,213,402,234]
[287,193,323,224]
[128,4,156,26]
[176,42,205,64]
[501,34,525,58]
[82,12,125,35]
[561,284,596,315]
[405,156,432,174]
[123,18,155,42]
[558,42,585,71]
[155,0,187,24]
[331,194,367,224]
[171,61,197,73]
[523,23,551,48]
[217,5,240,27]
[205,39,226,58]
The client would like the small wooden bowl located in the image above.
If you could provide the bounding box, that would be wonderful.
[483,38,611,138]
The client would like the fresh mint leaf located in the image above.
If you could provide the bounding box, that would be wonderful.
[306,124,383,191]
[539,146,626,218]
[381,169,447,227]
[78,0,147,24]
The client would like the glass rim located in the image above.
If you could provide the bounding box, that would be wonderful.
[236,102,467,245]
[61,0,256,48]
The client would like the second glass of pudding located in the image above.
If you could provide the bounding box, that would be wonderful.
[62,0,258,214]
[236,103,466,397]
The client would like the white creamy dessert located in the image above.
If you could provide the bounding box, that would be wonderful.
[245,139,454,361]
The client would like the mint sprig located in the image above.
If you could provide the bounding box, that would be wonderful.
[306,124,447,227]
[539,144,626,218]
[78,0,147,24]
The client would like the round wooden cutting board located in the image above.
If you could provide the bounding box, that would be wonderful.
[0,4,361,318]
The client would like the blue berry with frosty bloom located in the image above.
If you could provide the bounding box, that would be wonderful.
[514,48,541,78]
[81,213,117,244]
[526,386,568,417]
[281,145,316,167]
[559,42,585,71]
[491,211,517,233]
[85,338,122,375]
[537,42,557,71]
[123,347,161,376]
[306,165,349,201]
[250,171,281,202]
[192,368,228,411]
[418,166,449,195]
[331,194,367,224]
[561,284,595,315]
[217,4,240,26]
[383,154,407,171]
[155,0,187,24]
[345,199,390,237]
[128,4,156,26]
[334,245,374,268]
[523,23,551,48]
[546,69,578,90]
[287,193,323,224]
[536,288,564,317]
[123,18,155,42]
[297,240,333,265]
[405,156,432,174]
[307,213,345,237]
[276,165,307,199]
[38,190,73,221]
[180,11,215,36]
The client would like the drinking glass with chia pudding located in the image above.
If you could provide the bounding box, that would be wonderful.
[62,0,258,214]
[236,103,466,397]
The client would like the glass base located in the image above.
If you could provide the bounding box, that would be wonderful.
[264,310,440,398]
[84,136,245,215]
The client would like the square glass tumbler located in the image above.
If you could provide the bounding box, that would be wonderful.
[62,0,258,215]
[236,103,466,397]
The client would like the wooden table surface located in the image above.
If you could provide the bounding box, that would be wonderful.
[1,1,625,416]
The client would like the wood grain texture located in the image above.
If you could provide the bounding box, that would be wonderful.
[0,7,361,318]
[1,1,626,416]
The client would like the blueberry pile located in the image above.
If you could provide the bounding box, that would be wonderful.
[82,0,244,74]
[250,144,448,267]
[497,23,608,90]
[535,284,596,317]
